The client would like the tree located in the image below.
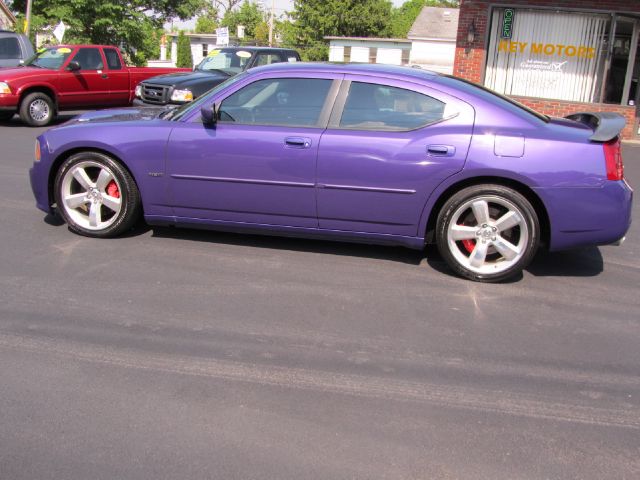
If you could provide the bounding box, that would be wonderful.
[220,0,264,41]
[195,3,218,34]
[212,0,242,16]
[176,31,193,68]
[388,0,460,38]
[286,0,393,61]
[10,0,205,65]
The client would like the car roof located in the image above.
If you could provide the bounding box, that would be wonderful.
[247,61,440,81]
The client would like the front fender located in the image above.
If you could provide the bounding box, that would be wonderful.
[44,123,173,216]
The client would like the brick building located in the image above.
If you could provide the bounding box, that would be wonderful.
[454,0,640,139]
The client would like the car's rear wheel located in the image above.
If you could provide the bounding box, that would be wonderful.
[19,92,55,127]
[54,152,141,238]
[436,185,539,282]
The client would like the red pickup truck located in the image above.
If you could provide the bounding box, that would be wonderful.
[0,45,190,126]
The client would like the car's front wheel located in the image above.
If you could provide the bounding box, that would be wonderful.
[436,185,539,282]
[19,92,55,127]
[54,152,141,238]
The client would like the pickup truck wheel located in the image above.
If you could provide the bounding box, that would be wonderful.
[19,92,54,127]
[0,112,13,122]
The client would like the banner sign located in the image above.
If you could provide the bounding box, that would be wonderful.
[216,27,229,46]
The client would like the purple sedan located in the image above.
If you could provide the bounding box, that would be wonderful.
[29,63,632,282]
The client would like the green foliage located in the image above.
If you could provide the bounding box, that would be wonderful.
[220,0,264,41]
[195,4,218,34]
[389,0,459,38]
[176,31,193,68]
[10,0,205,65]
[287,0,393,61]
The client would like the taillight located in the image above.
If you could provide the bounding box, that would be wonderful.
[603,138,623,181]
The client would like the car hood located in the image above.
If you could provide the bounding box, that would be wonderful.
[61,106,172,126]
[0,66,53,80]
[142,70,230,87]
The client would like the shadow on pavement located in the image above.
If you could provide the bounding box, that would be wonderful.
[151,226,425,266]
[526,247,603,277]
[0,113,81,128]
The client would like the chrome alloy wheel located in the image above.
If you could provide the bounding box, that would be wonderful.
[446,196,529,275]
[29,99,50,122]
[59,160,123,231]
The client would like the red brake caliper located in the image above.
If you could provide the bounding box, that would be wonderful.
[459,223,476,253]
[106,180,120,198]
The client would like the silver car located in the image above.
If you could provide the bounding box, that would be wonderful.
[0,30,35,68]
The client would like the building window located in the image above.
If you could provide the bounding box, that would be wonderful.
[369,48,378,64]
[401,48,410,66]
[485,8,640,106]
[344,46,351,63]
[202,44,208,57]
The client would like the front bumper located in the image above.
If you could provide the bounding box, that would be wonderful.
[0,93,19,111]
[29,136,53,214]
[132,98,184,107]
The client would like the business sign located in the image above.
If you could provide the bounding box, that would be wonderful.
[501,9,514,39]
[216,27,229,46]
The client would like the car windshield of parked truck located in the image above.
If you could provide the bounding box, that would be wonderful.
[197,50,253,75]
[24,47,73,69]
[165,71,250,122]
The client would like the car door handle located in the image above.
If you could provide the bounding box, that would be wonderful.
[427,145,456,157]
[101,73,108,79]
[285,137,312,148]
[427,145,456,156]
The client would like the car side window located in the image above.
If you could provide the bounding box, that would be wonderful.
[340,82,448,131]
[255,54,282,67]
[0,37,21,59]
[219,78,332,127]
[104,48,122,70]
[72,48,104,70]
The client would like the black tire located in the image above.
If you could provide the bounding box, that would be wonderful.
[435,184,539,282]
[54,152,141,238]
[0,112,13,122]
[19,92,55,127]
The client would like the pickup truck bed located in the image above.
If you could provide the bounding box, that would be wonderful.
[0,44,190,126]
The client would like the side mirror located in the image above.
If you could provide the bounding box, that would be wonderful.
[201,103,217,125]
[66,61,81,72]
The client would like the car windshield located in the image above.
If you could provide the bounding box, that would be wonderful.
[196,49,253,75]
[165,72,250,122]
[24,47,73,69]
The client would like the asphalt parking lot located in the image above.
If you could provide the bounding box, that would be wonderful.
[1,112,639,479]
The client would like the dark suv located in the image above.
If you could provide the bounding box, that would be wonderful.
[0,30,35,68]
[133,46,301,107]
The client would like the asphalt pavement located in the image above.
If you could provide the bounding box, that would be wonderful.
[1,113,639,479]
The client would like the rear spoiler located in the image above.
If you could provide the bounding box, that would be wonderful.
[565,112,626,142]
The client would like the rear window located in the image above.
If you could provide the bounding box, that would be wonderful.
[0,37,21,59]
[442,75,549,123]
[104,48,122,70]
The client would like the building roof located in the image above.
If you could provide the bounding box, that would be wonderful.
[324,36,411,44]
[408,6,459,40]
[0,1,17,26]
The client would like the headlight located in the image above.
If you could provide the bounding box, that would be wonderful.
[134,84,142,98]
[171,89,193,102]
[0,82,11,94]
